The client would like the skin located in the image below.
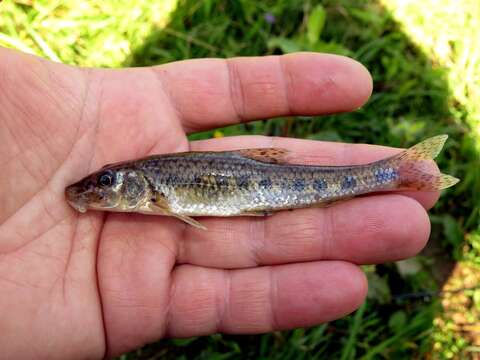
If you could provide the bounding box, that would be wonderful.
[0,47,438,359]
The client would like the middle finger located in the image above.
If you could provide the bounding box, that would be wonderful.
[177,194,430,268]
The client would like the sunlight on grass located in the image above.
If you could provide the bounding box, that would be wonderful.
[381,0,480,146]
[381,0,480,357]
[432,262,480,357]
[0,0,178,67]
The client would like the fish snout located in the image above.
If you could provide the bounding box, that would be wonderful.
[65,185,88,213]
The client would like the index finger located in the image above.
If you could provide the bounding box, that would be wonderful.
[154,53,372,132]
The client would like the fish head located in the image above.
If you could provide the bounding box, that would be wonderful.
[65,167,152,213]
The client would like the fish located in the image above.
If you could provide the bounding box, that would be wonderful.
[65,135,459,230]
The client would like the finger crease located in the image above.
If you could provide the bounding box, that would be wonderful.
[248,217,267,266]
[150,67,183,124]
[323,207,337,259]
[225,59,248,123]
[217,271,232,333]
[277,56,294,115]
[268,267,279,331]
[176,222,190,264]
[163,269,178,337]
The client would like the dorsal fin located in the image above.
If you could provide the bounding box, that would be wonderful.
[398,134,448,161]
[235,148,290,164]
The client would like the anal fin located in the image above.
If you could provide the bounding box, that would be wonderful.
[239,210,274,217]
[309,196,355,208]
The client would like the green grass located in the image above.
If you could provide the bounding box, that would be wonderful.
[1,0,479,358]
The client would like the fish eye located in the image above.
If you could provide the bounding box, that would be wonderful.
[98,171,115,187]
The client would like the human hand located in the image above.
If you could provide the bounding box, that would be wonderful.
[0,47,438,359]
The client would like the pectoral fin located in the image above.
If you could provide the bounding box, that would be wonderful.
[172,214,207,230]
[148,193,207,230]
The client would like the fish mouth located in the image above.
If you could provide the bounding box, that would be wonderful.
[65,185,88,213]
[68,199,88,213]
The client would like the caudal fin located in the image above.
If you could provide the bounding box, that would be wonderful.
[393,135,459,191]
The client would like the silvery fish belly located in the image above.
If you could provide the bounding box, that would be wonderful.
[65,135,459,229]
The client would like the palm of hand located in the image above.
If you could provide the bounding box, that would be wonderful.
[0,48,435,359]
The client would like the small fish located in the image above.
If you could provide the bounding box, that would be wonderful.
[65,135,459,230]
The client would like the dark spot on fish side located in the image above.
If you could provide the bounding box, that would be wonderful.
[165,175,180,186]
[374,167,399,184]
[341,175,357,189]
[215,175,229,187]
[292,178,305,191]
[259,178,272,189]
[313,178,327,192]
[193,176,203,186]
[236,175,250,189]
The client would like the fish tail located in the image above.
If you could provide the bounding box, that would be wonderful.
[392,135,459,190]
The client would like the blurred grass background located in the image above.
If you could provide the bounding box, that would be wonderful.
[1,0,479,358]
